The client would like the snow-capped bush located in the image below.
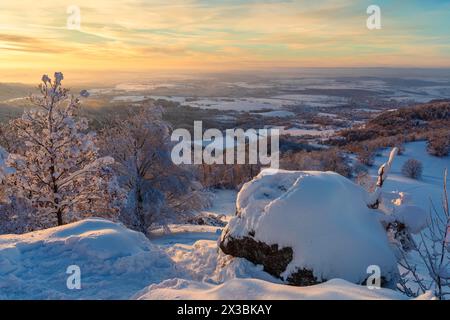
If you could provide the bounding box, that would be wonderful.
[4,73,124,230]
[401,159,423,180]
[99,105,210,234]
[219,169,399,286]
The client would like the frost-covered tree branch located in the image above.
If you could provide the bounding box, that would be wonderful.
[5,73,124,228]
[399,169,450,300]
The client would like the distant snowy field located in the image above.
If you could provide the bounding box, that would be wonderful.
[370,141,449,207]
[100,73,450,113]
[0,142,446,300]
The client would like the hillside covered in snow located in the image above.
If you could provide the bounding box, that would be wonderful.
[0,142,446,300]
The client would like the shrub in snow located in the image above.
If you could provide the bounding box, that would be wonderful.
[280,149,352,178]
[356,147,375,167]
[401,159,423,180]
[353,163,374,192]
[219,168,399,287]
[5,73,124,229]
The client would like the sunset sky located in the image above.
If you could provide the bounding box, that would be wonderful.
[1,0,450,83]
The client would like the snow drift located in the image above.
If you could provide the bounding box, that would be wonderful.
[0,218,176,299]
[135,278,422,300]
[220,169,399,286]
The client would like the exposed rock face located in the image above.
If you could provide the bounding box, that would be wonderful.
[219,169,399,287]
[219,233,293,277]
[219,232,320,286]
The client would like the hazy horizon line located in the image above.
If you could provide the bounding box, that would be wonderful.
[2,66,450,86]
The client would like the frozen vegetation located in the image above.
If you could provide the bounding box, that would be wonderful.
[0,219,176,299]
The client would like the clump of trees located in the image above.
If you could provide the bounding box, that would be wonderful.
[333,101,450,159]
[401,159,423,180]
[280,148,352,178]
[398,170,450,300]
[0,73,211,235]
[428,131,450,157]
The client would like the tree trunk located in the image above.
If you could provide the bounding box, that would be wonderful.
[56,209,63,226]
[136,185,147,235]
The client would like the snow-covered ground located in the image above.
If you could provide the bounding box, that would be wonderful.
[136,278,421,300]
[128,95,349,111]
[370,141,449,209]
[0,219,176,299]
[0,216,430,300]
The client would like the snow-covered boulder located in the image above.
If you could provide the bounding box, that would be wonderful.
[219,169,399,287]
[0,218,176,299]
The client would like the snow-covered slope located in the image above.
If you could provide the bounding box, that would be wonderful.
[0,219,176,299]
[371,141,449,208]
[135,278,426,300]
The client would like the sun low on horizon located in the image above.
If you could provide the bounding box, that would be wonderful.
[1,0,450,84]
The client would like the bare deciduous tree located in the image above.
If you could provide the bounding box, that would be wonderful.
[402,159,423,180]
[100,104,210,234]
[398,169,450,300]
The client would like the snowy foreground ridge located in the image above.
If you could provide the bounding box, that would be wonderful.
[0,219,176,299]
[0,218,431,300]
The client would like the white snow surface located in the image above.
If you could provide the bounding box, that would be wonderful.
[0,214,416,300]
[223,169,398,284]
[371,141,449,210]
[0,219,176,299]
[135,278,422,300]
